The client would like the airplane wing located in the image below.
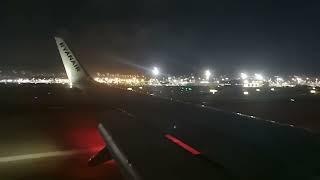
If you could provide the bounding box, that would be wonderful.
[96,109,230,180]
[54,37,320,180]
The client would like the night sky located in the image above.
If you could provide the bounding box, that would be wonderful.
[1,0,320,75]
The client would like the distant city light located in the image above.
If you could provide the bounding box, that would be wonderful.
[254,73,264,80]
[0,78,69,84]
[1,71,319,89]
[243,91,249,95]
[204,70,211,80]
[152,67,160,76]
[240,73,248,80]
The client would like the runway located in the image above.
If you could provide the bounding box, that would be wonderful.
[0,84,319,179]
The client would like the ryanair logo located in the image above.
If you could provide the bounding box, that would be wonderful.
[59,42,81,72]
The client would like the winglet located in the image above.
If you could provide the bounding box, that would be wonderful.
[55,37,93,88]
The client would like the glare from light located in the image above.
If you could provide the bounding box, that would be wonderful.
[204,70,211,80]
[254,73,264,80]
[209,89,218,94]
[127,87,133,91]
[243,91,249,95]
[200,80,209,84]
[240,73,248,80]
[310,90,316,94]
[256,88,260,92]
[296,77,302,84]
[276,77,283,82]
[152,67,160,76]
[270,88,275,91]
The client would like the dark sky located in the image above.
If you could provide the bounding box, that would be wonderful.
[1,0,320,75]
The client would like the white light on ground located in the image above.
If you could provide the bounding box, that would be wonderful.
[240,73,248,79]
[271,88,275,91]
[243,91,249,95]
[0,149,85,163]
[276,77,283,82]
[200,80,209,84]
[256,88,260,92]
[152,67,160,76]
[254,73,264,80]
[209,89,218,94]
[310,90,316,94]
[127,87,133,91]
[204,70,211,80]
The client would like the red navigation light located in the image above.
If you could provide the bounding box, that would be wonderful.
[165,134,201,155]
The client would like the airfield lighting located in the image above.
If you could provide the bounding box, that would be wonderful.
[276,77,283,82]
[152,67,160,76]
[209,89,218,94]
[240,73,248,80]
[243,91,249,95]
[204,70,211,80]
[310,89,316,94]
[296,77,302,84]
[254,73,264,81]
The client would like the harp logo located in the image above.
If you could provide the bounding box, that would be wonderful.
[59,42,81,72]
